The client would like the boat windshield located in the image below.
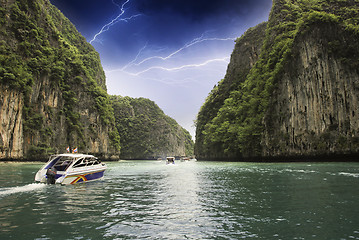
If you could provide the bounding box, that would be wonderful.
[53,156,78,171]
[72,157,101,168]
[44,156,61,169]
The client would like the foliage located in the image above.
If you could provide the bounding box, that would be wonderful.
[111,96,194,159]
[196,0,359,159]
[0,0,120,157]
[27,143,56,160]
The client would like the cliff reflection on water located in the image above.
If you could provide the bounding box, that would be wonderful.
[0,161,359,239]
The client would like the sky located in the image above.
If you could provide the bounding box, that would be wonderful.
[49,0,273,140]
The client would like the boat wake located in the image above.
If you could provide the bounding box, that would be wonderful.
[339,172,359,178]
[0,183,46,197]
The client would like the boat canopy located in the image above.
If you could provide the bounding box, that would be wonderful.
[44,154,101,172]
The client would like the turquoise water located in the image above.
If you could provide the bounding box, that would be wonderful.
[1,160,359,239]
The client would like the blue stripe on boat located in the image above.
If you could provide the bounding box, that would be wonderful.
[85,171,105,181]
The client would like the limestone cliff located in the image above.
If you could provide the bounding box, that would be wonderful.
[0,0,120,160]
[263,8,359,157]
[195,0,359,160]
[111,96,194,160]
[195,22,267,159]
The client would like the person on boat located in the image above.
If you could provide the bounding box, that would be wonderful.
[46,166,57,184]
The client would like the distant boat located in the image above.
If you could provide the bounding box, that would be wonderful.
[181,157,190,162]
[34,153,107,185]
[166,157,175,165]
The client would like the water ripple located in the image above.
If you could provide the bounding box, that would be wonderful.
[1,161,359,239]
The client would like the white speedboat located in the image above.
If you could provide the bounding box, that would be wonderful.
[166,157,175,164]
[35,153,107,185]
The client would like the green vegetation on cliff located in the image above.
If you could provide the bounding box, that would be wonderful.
[195,0,359,160]
[0,0,120,159]
[195,22,267,160]
[111,96,194,159]
[0,0,193,160]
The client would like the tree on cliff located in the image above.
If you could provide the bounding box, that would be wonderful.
[195,0,359,161]
[111,96,194,160]
[0,0,120,159]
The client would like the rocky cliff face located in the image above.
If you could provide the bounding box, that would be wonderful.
[111,96,194,159]
[195,0,359,160]
[0,0,120,160]
[263,23,359,157]
[0,86,23,158]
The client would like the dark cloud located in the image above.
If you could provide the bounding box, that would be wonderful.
[136,0,269,22]
[50,0,272,41]
[50,0,272,56]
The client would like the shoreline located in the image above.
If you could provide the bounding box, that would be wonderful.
[1,152,359,163]
[0,161,43,164]
[1,155,359,163]
[197,153,359,162]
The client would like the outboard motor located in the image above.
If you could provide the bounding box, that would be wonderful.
[46,167,57,184]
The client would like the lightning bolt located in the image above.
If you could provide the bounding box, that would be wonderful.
[89,0,141,44]
[119,43,148,71]
[111,57,230,76]
[104,31,235,87]
[121,35,236,71]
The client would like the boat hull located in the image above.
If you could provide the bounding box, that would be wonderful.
[59,169,106,185]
